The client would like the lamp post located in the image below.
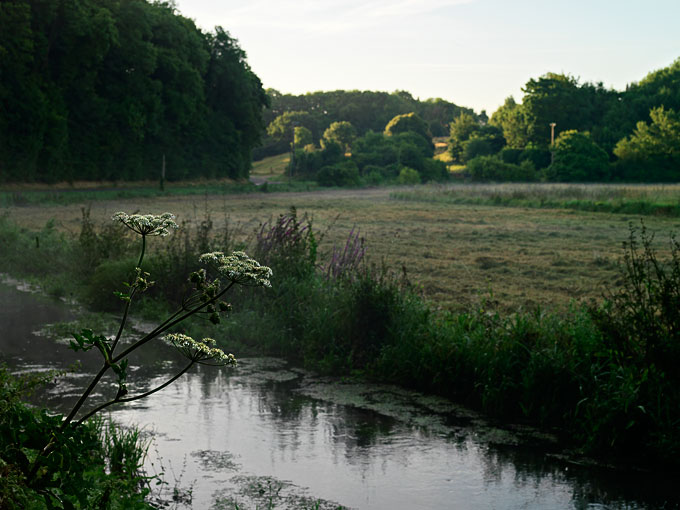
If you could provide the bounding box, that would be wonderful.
[290,121,300,183]
[549,122,556,164]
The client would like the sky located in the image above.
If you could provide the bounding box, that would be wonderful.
[176,0,680,115]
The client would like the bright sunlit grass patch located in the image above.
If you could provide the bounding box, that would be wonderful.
[250,153,290,178]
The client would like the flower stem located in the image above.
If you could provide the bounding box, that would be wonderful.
[112,281,235,363]
[76,360,196,425]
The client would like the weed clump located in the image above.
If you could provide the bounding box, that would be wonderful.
[0,367,153,509]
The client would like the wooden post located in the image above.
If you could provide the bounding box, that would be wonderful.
[160,154,166,191]
[549,123,556,164]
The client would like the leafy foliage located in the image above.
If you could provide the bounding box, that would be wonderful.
[255,89,476,161]
[0,1,267,183]
[294,126,314,148]
[546,130,609,182]
[317,161,361,187]
[448,113,505,163]
[587,223,680,458]
[0,367,153,509]
[613,106,680,181]
[322,121,357,152]
[467,155,538,182]
[384,112,430,140]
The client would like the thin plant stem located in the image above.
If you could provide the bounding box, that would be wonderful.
[112,234,145,353]
[76,360,196,425]
[59,363,108,431]
[111,287,137,353]
[112,281,236,363]
[137,234,146,269]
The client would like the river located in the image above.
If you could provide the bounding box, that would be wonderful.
[0,282,676,509]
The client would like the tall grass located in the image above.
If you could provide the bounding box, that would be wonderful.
[0,367,153,509]
[391,183,680,217]
[1,209,679,466]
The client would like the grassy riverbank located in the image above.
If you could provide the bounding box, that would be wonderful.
[0,367,153,509]
[1,208,679,469]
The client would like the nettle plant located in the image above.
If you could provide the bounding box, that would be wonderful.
[34,212,271,471]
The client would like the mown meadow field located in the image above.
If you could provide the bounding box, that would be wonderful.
[4,181,680,313]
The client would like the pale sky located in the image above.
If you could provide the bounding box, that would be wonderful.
[176,0,680,115]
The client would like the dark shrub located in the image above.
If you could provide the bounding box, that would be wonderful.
[420,158,449,182]
[520,147,551,169]
[468,156,538,182]
[317,161,361,187]
[500,147,523,164]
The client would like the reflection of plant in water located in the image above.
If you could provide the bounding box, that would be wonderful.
[214,474,347,510]
[29,212,271,484]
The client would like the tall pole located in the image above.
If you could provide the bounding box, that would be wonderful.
[290,121,299,183]
[549,123,556,164]
[160,153,166,191]
[290,129,295,184]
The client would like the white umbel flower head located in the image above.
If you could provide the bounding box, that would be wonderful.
[199,251,272,287]
[112,212,179,237]
[164,333,237,366]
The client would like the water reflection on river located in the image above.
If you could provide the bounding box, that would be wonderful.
[1,282,677,509]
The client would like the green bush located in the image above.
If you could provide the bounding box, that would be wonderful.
[467,155,538,182]
[364,169,385,185]
[0,367,152,509]
[317,161,361,187]
[419,158,449,183]
[397,167,420,185]
[462,137,495,162]
[519,147,551,169]
[586,224,680,459]
[546,130,609,182]
[500,147,523,164]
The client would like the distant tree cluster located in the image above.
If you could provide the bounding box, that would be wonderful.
[288,113,448,186]
[254,90,475,161]
[457,59,680,183]
[0,0,267,183]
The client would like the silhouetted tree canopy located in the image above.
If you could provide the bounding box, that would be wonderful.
[0,0,267,183]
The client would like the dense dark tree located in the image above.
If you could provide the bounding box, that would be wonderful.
[489,97,529,148]
[613,107,680,181]
[546,130,609,182]
[294,126,313,148]
[267,111,317,142]
[384,112,430,140]
[0,0,267,183]
[448,113,505,163]
[521,73,618,149]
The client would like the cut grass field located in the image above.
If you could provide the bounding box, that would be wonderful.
[250,153,290,180]
[4,183,680,313]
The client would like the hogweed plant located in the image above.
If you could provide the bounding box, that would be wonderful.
[31,212,271,476]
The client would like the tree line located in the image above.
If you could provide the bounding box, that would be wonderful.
[0,0,267,183]
[462,60,680,182]
[265,59,680,185]
[255,89,476,161]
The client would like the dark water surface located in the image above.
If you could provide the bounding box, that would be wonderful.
[1,281,677,509]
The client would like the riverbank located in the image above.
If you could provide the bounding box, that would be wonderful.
[1,207,679,472]
[0,366,154,509]
[1,279,677,509]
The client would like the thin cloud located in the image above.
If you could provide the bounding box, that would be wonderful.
[222,0,476,33]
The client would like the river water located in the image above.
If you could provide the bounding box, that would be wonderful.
[1,282,677,509]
